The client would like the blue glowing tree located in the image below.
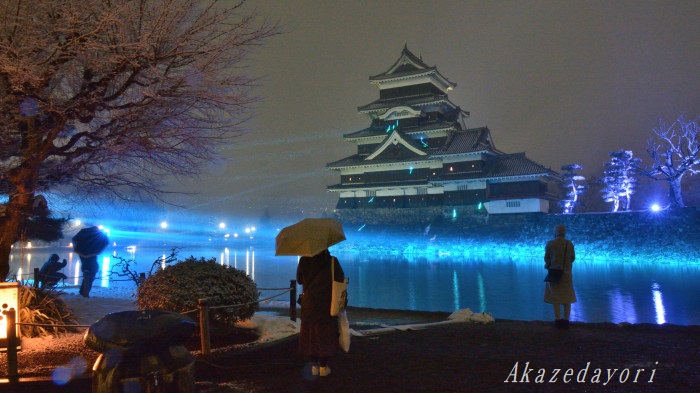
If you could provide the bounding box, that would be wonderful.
[0,0,278,280]
[639,114,700,208]
[601,150,641,212]
[558,164,587,214]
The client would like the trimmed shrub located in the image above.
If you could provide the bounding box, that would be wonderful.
[136,256,259,326]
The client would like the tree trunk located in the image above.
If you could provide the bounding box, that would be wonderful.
[0,195,34,281]
[668,177,685,208]
[0,167,38,281]
[0,240,11,282]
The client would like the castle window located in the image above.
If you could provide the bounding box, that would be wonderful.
[506,201,521,208]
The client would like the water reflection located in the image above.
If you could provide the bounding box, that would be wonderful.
[651,282,666,324]
[607,287,638,324]
[7,245,700,325]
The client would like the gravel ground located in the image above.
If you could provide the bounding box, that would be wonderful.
[4,306,699,393]
[195,311,700,393]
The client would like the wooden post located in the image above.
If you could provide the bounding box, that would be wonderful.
[290,279,297,322]
[5,308,18,381]
[198,299,211,355]
[34,268,40,288]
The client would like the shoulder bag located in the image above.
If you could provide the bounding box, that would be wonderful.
[330,257,348,316]
[544,241,568,284]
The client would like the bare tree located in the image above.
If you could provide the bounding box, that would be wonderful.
[0,0,278,280]
[640,114,700,209]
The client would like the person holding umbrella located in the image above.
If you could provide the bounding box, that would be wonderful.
[276,218,348,379]
[72,226,109,298]
[296,248,346,378]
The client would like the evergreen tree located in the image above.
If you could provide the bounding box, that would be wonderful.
[601,150,641,212]
[558,164,587,213]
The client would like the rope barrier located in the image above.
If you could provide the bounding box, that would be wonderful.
[12,288,294,330]
[208,289,291,311]
[180,288,292,315]
[16,322,92,329]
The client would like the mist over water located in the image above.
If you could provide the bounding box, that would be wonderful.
[10,236,700,326]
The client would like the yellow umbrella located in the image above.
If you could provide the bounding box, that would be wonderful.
[275,218,346,257]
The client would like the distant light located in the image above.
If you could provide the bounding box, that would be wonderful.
[650,204,661,212]
[219,222,226,229]
[160,221,168,229]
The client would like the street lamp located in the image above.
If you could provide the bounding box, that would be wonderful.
[0,282,20,349]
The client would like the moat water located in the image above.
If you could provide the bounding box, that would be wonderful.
[10,243,700,326]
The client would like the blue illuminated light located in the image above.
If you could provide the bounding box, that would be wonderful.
[477,273,486,313]
[409,166,414,174]
[650,203,662,212]
[652,282,666,324]
[452,270,460,311]
[100,256,110,288]
[357,224,366,231]
[368,196,374,203]
[420,137,428,148]
[385,120,399,133]
[608,288,637,324]
[452,209,457,219]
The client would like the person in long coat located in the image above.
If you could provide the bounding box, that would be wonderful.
[78,254,99,298]
[544,224,577,329]
[296,249,345,378]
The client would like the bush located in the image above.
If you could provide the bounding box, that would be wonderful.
[136,256,259,326]
[18,285,80,337]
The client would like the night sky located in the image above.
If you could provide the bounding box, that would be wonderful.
[169,1,700,222]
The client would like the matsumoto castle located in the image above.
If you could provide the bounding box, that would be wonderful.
[326,46,561,216]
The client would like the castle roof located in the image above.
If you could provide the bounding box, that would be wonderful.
[357,93,456,115]
[368,45,456,93]
[429,127,495,156]
[343,118,459,140]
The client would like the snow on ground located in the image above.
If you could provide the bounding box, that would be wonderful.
[21,285,492,354]
[42,285,300,344]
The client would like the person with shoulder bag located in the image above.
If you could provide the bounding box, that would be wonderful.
[296,249,346,378]
[543,224,577,329]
